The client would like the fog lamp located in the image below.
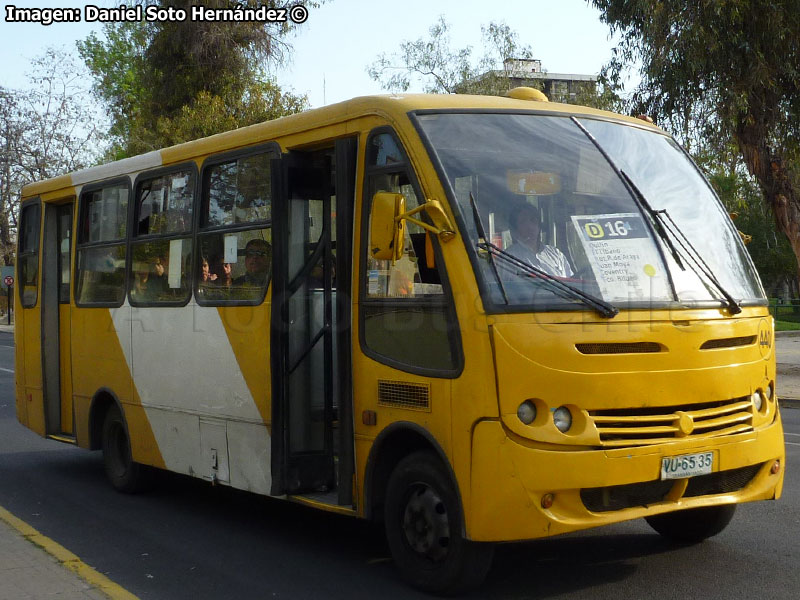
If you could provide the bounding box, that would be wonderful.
[553,406,572,433]
[517,401,537,425]
[751,391,763,412]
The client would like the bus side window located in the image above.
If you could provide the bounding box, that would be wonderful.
[130,168,195,306]
[75,183,129,306]
[197,146,275,305]
[18,203,41,308]
[361,131,461,375]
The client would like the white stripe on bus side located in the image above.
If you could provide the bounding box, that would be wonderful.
[111,300,272,494]
[70,151,163,187]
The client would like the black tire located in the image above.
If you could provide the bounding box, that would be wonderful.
[384,451,494,595]
[645,504,736,543]
[101,404,153,493]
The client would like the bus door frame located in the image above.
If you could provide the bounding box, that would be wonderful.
[270,137,357,503]
[40,200,74,436]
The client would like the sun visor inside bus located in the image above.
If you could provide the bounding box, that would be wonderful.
[506,170,561,195]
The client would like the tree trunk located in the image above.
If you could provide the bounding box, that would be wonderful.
[735,118,800,278]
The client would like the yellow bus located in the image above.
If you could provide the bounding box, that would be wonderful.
[15,89,784,593]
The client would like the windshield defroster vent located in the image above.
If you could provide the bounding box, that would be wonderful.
[576,342,663,355]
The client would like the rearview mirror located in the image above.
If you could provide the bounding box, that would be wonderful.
[370,193,457,262]
[370,192,406,261]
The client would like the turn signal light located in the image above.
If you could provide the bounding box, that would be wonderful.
[541,493,555,509]
[771,460,781,475]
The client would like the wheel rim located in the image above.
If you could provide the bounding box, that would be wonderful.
[401,482,451,562]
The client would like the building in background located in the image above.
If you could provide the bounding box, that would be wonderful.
[496,58,597,103]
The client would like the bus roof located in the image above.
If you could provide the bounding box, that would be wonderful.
[21,92,657,199]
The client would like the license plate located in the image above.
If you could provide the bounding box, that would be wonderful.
[660,451,714,480]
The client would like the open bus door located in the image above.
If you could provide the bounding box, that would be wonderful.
[40,201,74,439]
[271,139,356,504]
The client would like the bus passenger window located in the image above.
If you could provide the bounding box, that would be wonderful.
[18,203,41,308]
[198,146,275,305]
[75,183,129,306]
[197,229,271,303]
[130,168,195,306]
[129,238,192,304]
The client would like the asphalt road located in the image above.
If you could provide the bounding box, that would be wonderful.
[0,328,798,599]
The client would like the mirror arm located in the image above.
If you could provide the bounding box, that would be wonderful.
[395,203,456,242]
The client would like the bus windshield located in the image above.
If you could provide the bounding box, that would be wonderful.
[416,113,764,312]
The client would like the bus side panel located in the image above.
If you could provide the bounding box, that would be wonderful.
[119,302,270,492]
[218,300,271,427]
[71,304,166,468]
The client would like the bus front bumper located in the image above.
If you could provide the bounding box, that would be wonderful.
[466,413,785,542]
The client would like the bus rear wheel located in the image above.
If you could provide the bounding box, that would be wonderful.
[384,451,494,595]
[102,405,152,493]
[645,504,736,543]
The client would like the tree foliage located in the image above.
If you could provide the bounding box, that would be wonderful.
[367,17,538,96]
[78,0,311,157]
[590,0,800,275]
[0,49,105,264]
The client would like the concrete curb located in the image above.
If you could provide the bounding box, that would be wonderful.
[779,398,800,409]
[0,504,137,599]
[776,329,800,338]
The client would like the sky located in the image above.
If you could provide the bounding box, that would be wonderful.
[1,0,619,108]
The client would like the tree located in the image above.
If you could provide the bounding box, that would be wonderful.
[78,0,312,157]
[0,48,106,265]
[367,17,539,96]
[590,0,800,272]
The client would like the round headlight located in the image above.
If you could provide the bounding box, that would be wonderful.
[517,401,537,425]
[553,406,572,433]
[751,391,763,412]
[765,385,773,401]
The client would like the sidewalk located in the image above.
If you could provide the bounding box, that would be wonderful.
[0,507,125,599]
[776,330,800,406]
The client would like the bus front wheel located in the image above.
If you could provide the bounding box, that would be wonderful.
[101,405,152,493]
[384,451,494,595]
[645,504,736,543]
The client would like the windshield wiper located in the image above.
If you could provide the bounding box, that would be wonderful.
[479,240,619,318]
[469,192,509,304]
[619,170,742,315]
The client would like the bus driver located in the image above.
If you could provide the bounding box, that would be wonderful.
[506,204,573,278]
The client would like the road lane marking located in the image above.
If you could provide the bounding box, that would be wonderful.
[0,367,14,373]
[785,432,800,437]
[0,504,139,600]
[786,441,800,446]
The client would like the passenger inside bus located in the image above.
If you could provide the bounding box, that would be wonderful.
[233,238,271,287]
[505,203,574,278]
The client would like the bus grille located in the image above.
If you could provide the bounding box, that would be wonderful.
[581,463,762,513]
[589,398,754,448]
[699,335,757,350]
[683,463,762,497]
[377,380,431,411]
[575,342,662,354]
